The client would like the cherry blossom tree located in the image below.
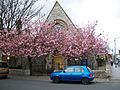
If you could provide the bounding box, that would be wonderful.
[0,20,67,74]
[0,19,108,70]
[0,20,66,57]
[61,21,108,60]
[0,20,108,58]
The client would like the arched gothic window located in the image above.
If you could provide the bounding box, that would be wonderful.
[54,19,67,30]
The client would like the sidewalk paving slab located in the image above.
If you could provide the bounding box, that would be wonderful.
[8,75,120,83]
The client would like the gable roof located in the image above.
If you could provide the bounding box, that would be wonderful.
[46,1,75,27]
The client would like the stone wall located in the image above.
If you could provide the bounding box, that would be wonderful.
[47,1,74,27]
[9,63,112,79]
[93,63,111,79]
[9,69,30,76]
[93,70,109,78]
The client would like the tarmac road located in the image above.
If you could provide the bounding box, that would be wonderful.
[0,78,120,90]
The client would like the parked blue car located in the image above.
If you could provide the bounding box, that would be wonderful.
[50,66,94,84]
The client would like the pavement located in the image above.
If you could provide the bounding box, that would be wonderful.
[8,75,120,83]
[111,63,120,79]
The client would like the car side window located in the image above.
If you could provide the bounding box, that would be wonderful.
[65,67,74,72]
[75,67,84,73]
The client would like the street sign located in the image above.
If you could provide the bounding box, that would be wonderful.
[81,59,88,66]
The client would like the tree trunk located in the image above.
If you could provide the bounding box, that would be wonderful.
[0,18,4,30]
[28,56,32,75]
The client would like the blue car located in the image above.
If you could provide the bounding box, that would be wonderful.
[50,66,94,84]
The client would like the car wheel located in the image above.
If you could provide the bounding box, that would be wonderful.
[53,77,60,83]
[81,78,89,85]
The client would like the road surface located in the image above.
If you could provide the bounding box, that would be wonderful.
[0,78,120,90]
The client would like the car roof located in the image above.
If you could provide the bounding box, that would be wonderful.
[67,66,87,68]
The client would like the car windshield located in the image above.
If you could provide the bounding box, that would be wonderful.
[0,62,8,68]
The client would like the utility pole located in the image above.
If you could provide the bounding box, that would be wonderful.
[114,38,116,62]
[114,37,120,61]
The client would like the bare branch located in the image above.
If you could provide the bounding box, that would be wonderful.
[0,0,46,31]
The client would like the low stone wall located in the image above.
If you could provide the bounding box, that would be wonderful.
[9,69,30,76]
[10,69,110,78]
[93,70,110,78]
[93,63,111,79]
[9,64,112,79]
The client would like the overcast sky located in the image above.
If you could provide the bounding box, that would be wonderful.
[39,0,120,54]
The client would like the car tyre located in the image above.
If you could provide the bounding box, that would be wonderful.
[81,78,89,85]
[53,77,60,83]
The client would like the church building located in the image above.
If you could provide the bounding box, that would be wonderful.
[46,1,75,70]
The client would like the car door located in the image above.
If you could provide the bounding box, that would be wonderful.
[60,67,74,81]
[71,67,84,81]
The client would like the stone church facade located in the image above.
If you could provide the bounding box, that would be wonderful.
[29,1,79,75]
[46,1,76,71]
[47,1,74,28]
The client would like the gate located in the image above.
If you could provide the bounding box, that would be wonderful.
[31,56,46,75]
